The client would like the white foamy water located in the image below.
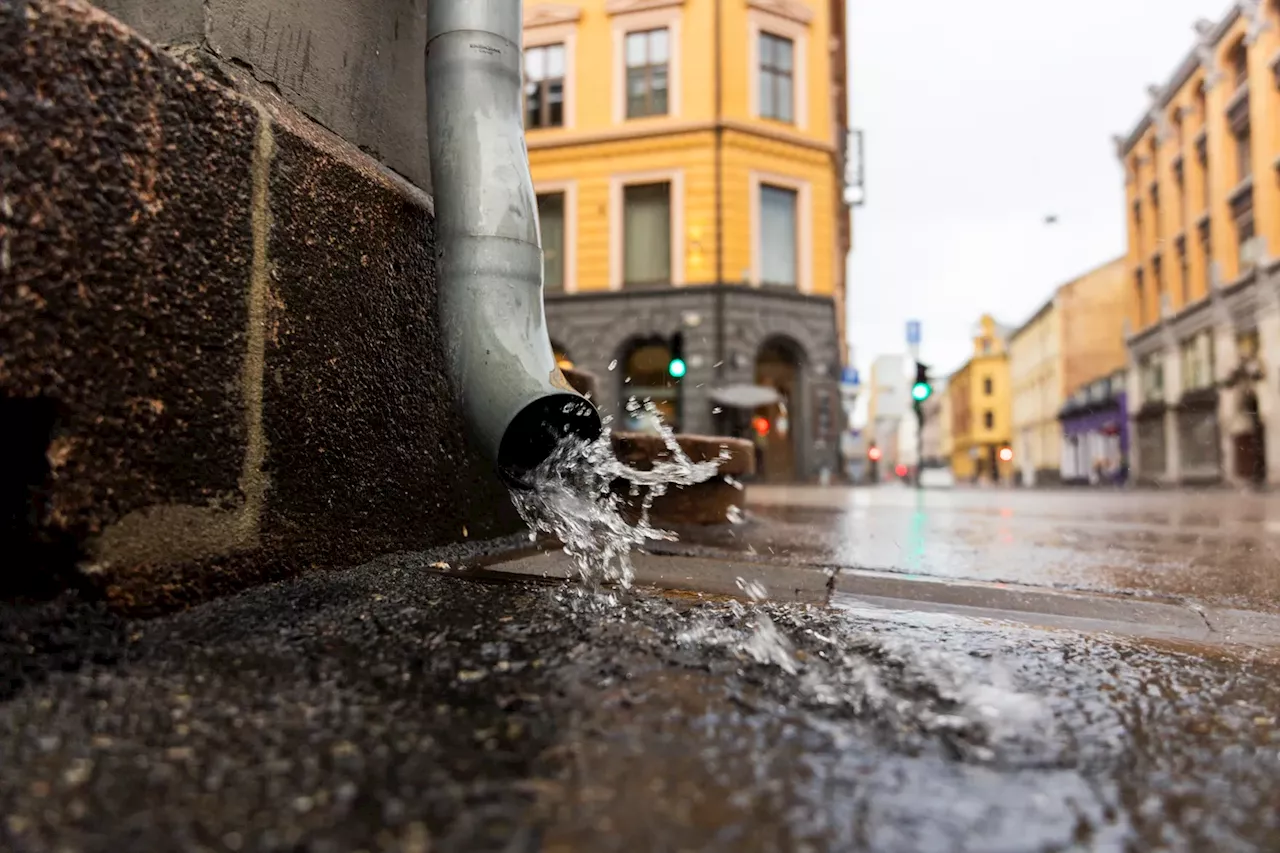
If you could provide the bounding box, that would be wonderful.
[510,399,723,590]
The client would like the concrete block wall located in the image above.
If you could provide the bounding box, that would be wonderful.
[1,0,521,611]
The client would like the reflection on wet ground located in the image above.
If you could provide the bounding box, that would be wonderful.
[681,486,1280,613]
[3,559,1278,851]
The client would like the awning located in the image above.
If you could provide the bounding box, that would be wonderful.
[708,383,781,409]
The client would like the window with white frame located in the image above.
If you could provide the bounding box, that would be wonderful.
[759,184,798,287]
[622,182,671,286]
[1140,353,1164,402]
[625,28,669,118]
[525,43,566,129]
[759,32,794,122]
[1179,331,1214,392]
[536,192,566,291]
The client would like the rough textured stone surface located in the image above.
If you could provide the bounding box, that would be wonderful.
[2,0,522,610]
[546,286,843,479]
[95,0,432,193]
[1,0,258,593]
[262,122,521,569]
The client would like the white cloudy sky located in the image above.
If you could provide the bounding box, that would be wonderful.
[845,0,1232,381]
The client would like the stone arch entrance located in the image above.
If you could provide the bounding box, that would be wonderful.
[753,336,806,482]
[617,337,682,433]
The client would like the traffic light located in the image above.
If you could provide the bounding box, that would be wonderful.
[998,445,1014,463]
[752,415,771,437]
[668,331,687,379]
[911,361,932,403]
[867,445,882,462]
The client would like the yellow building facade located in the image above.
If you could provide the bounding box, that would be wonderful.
[948,315,1013,483]
[1009,257,1127,485]
[1120,2,1280,485]
[526,0,852,481]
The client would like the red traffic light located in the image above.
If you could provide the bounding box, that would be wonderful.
[868,446,882,462]
[894,463,908,478]
[752,416,771,437]
[998,446,1014,463]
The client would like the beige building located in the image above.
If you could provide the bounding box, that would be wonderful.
[1009,257,1128,485]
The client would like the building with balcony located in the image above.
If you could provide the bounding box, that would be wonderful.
[524,0,852,481]
[948,315,1014,483]
[1009,257,1127,486]
[1118,1,1280,486]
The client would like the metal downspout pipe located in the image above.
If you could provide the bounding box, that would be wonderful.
[425,0,601,487]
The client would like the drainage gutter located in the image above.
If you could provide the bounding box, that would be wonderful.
[425,0,601,486]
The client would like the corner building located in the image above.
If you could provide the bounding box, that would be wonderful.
[523,0,852,481]
[1119,2,1280,486]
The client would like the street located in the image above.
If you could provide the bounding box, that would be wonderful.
[5,486,1280,852]
[723,485,1280,614]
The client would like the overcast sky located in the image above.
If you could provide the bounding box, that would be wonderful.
[845,0,1233,382]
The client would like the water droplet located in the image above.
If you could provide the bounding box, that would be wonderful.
[608,359,618,371]
[712,407,723,414]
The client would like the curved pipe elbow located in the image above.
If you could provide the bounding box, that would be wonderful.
[425,0,601,487]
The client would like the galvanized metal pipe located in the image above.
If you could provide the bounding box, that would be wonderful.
[425,0,601,487]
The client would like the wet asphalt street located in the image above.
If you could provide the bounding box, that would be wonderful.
[700,484,1280,614]
[3,545,1280,852]
[4,486,1280,851]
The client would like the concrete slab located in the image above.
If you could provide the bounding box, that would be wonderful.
[484,549,1280,649]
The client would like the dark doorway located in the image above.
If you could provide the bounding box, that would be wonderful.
[754,338,804,482]
[1234,392,1266,484]
[619,338,681,432]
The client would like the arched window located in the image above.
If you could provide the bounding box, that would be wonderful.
[1227,39,1247,89]
[620,339,681,432]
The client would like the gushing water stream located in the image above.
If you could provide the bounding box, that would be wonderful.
[510,403,724,590]
[510,401,1054,753]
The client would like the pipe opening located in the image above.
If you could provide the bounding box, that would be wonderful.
[498,393,603,489]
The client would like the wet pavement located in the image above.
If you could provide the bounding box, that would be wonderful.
[3,552,1280,852]
[671,485,1280,614]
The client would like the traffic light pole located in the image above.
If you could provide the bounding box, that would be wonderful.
[915,402,924,490]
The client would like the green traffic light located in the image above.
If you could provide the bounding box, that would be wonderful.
[911,382,931,402]
[668,357,687,379]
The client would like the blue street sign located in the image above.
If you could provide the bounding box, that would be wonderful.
[841,366,860,386]
[906,320,921,345]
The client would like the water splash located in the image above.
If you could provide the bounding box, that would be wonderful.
[510,398,721,591]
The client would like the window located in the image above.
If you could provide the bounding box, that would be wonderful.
[1196,135,1209,211]
[1150,184,1160,238]
[1180,332,1214,391]
[622,182,671,286]
[1229,41,1247,90]
[983,410,994,430]
[1237,209,1257,273]
[983,377,993,396]
[1135,268,1146,326]
[759,184,798,286]
[1152,255,1163,309]
[1177,238,1190,304]
[1235,123,1252,182]
[759,32,794,122]
[525,44,566,129]
[537,192,566,291]
[625,28,669,118]
[1140,354,1165,402]
[1198,221,1213,291]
